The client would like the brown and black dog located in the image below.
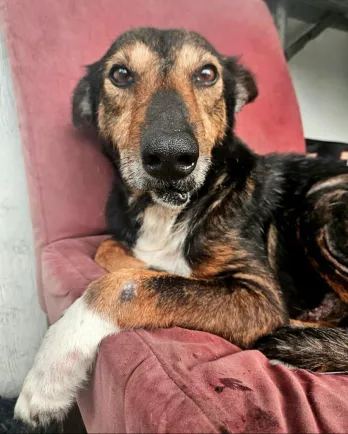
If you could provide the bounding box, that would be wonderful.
[15,28,348,427]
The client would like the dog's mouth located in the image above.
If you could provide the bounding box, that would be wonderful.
[151,187,191,207]
[119,154,211,207]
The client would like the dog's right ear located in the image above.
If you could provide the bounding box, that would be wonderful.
[72,62,100,128]
[72,76,93,128]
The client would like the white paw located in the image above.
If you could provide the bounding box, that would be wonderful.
[14,297,118,427]
[14,346,91,427]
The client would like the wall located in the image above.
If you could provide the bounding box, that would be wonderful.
[287,20,348,143]
[0,28,47,398]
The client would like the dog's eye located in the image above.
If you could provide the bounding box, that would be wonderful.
[109,64,134,88]
[194,64,218,86]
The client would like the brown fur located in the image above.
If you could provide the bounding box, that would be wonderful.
[316,231,348,302]
[267,224,278,273]
[99,42,160,153]
[98,41,226,164]
[290,319,334,328]
[85,269,168,330]
[300,179,348,303]
[192,236,247,277]
[307,173,348,197]
[169,44,226,154]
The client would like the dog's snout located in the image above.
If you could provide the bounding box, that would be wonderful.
[142,132,198,180]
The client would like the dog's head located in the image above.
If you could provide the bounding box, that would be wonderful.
[72,28,257,207]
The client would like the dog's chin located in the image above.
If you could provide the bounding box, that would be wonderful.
[151,190,191,209]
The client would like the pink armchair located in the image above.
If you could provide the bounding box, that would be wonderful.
[4,0,348,432]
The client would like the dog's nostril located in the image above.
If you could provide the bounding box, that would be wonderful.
[144,154,161,167]
[177,154,195,167]
[141,132,198,180]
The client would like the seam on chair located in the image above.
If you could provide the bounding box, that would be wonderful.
[124,356,150,392]
[123,356,150,432]
[44,247,92,285]
[45,232,110,246]
[132,330,220,433]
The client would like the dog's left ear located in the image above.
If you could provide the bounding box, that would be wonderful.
[223,57,258,113]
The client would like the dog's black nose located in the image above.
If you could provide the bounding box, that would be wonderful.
[142,132,198,180]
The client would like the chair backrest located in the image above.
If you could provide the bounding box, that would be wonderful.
[5,0,304,249]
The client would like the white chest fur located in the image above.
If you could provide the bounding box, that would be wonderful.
[133,205,191,277]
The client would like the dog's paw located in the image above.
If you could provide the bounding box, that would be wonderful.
[14,297,118,427]
[95,238,122,271]
[14,366,73,427]
[14,345,91,427]
[95,239,147,273]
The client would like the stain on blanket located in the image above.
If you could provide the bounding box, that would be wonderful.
[214,386,224,393]
[220,377,253,392]
[214,377,252,394]
[244,406,279,432]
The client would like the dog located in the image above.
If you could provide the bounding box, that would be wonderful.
[15,27,348,427]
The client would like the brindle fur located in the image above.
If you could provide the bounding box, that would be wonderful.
[73,28,348,372]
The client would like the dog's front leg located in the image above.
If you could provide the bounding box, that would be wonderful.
[15,268,286,427]
[14,294,118,427]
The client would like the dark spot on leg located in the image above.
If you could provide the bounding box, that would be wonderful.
[220,377,252,392]
[192,353,198,359]
[119,281,137,302]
